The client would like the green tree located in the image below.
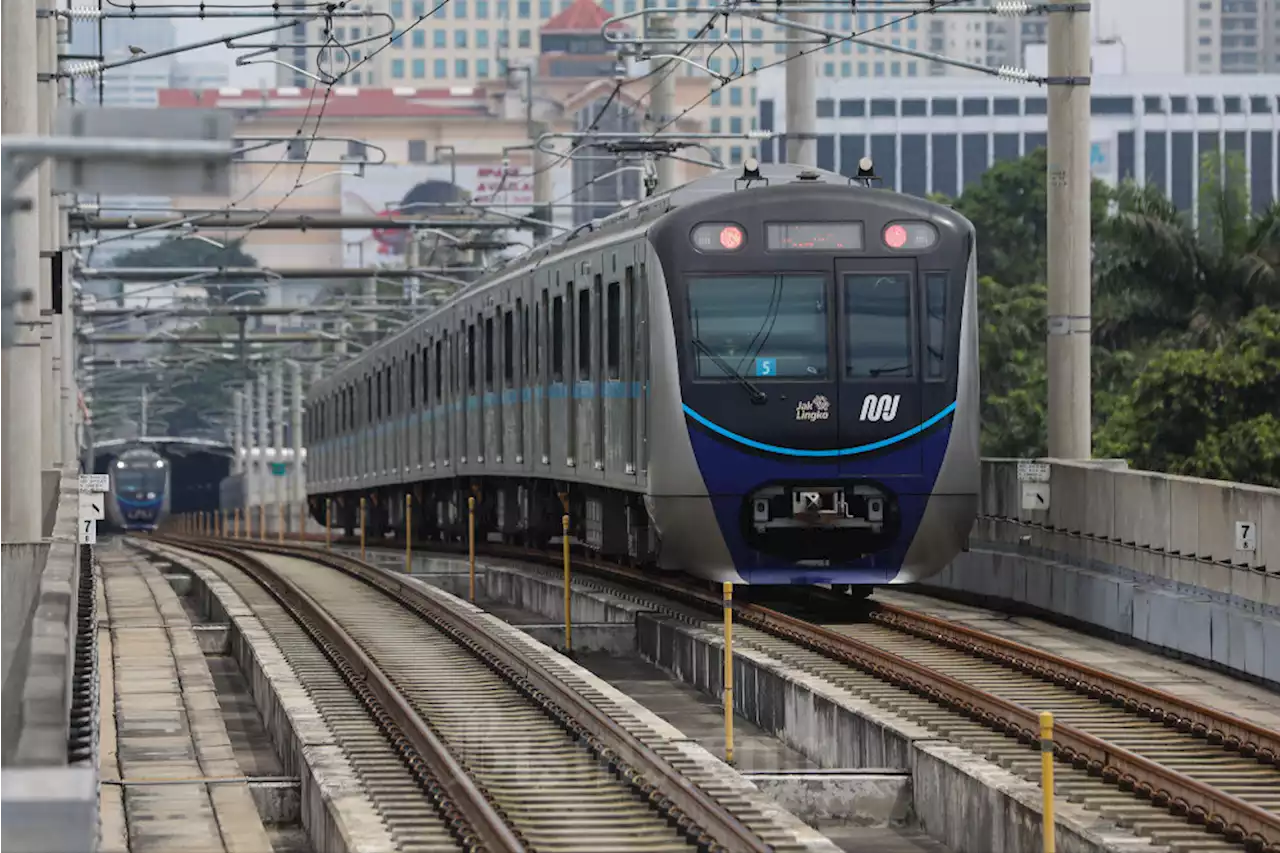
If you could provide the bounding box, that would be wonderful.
[948,147,1112,286]
[978,276,1047,457]
[1098,307,1280,485]
[162,354,245,439]
[1095,151,1280,350]
[112,236,265,306]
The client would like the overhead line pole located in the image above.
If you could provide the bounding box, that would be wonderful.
[649,15,679,192]
[3,0,45,542]
[38,0,60,473]
[1046,2,1092,460]
[784,2,818,166]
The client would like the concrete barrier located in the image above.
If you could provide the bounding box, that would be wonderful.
[917,460,1280,685]
[1,542,51,748]
[1,469,97,853]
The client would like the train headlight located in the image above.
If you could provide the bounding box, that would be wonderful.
[155,460,165,468]
[882,221,939,251]
[116,461,125,469]
[691,222,746,252]
[147,492,156,500]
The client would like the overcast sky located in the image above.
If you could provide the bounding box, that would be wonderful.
[158,0,1185,88]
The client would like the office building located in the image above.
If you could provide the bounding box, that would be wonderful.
[757,69,1280,220]
[1186,0,1280,74]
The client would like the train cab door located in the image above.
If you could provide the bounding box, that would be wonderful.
[833,258,924,478]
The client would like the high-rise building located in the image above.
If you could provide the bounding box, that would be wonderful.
[1185,0,1280,74]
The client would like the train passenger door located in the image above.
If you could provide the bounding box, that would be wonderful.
[834,258,924,477]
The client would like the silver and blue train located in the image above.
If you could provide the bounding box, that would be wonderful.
[305,160,980,588]
[106,448,170,532]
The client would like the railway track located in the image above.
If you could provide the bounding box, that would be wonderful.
[285,532,1280,853]
[149,535,799,853]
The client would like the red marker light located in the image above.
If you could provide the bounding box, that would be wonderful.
[719,225,744,250]
[883,224,908,249]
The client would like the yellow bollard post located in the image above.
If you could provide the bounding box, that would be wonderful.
[724,581,735,765]
[359,497,366,561]
[1041,711,1056,853]
[258,505,265,541]
[405,494,412,574]
[562,513,572,653]
[233,508,240,539]
[468,497,476,602]
[325,499,332,551]
[298,503,305,543]
[277,502,284,543]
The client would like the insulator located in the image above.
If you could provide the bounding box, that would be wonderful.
[62,61,103,77]
[993,0,1032,16]
[62,7,104,19]
[996,65,1032,83]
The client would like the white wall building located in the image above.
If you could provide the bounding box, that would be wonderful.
[757,69,1280,221]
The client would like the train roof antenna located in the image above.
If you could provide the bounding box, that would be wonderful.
[734,157,769,191]
[849,156,882,188]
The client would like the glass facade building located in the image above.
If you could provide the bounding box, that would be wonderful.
[757,72,1280,216]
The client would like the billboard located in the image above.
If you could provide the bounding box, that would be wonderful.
[340,163,572,268]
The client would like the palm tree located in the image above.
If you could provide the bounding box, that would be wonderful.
[1094,150,1280,351]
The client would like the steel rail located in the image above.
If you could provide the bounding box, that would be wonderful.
[740,604,1280,852]
[304,533,1280,853]
[220,537,774,853]
[869,604,1280,763]
[161,536,528,853]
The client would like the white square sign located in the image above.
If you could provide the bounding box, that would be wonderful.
[79,474,109,493]
[78,518,97,544]
[78,493,105,521]
[1021,482,1051,511]
[1235,521,1257,553]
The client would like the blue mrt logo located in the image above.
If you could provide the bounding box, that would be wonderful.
[755,358,776,377]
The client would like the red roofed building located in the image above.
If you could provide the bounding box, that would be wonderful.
[539,0,627,79]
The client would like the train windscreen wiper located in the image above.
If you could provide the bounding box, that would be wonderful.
[692,338,768,404]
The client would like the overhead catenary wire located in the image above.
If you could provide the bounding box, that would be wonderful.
[643,0,974,144]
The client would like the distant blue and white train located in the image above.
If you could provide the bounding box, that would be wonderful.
[305,160,980,589]
[106,448,170,532]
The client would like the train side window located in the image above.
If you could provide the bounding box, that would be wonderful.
[367,376,373,423]
[484,316,495,390]
[844,273,913,378]
[409,353,417,409]
[552,295,564,381]
[539,290,548,376]
[435,337,443,400]
[924,272,947,379]
[503,310,514,385]
[606,280,620,380]
[577,286,591,380]
[427,343,437,402]
[468,324,477,391]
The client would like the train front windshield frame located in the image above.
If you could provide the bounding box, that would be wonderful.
[116,467,165,493]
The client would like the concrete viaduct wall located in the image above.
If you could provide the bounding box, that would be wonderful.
[919,459,1280,685]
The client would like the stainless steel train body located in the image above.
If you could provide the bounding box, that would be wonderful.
[305,162,980,585]
[105,448,171,532]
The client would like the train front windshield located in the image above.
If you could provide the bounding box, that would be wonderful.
[116,466,165,495]
[685,273,923,382]
[687,274,829,380]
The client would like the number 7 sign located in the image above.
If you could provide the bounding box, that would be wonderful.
[79,519,97,545]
